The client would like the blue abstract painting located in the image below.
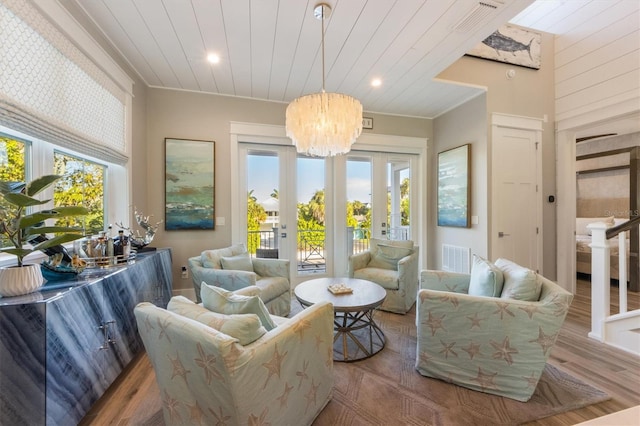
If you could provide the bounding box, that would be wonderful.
[437,144,470,228]
[165,138,215,230]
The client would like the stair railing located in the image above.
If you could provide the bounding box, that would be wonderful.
[588,216,640,344]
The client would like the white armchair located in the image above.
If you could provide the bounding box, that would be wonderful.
[134,298,334,425]
[416,260,573,402]
[348,238,419,314]
[188,243,291,317]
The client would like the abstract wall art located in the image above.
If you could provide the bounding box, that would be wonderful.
[165,138,215,230]
[437,144,471,228]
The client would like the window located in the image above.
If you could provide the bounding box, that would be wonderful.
[53,151,105,235]
[0,136,26,248]
[0,128,122,259]
[0,136,26,183]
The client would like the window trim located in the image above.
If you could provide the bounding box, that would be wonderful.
[0,125,129,267]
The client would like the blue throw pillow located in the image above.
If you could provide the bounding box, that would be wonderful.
[468,255,504,297]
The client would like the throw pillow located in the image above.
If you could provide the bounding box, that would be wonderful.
[495,258,541,301]
[369,238,413,253]
[167,296,266,345]
[201,283,277,331]
[201,243,247,268]
[220,252,254,272]
[468,255,504,297]
[368,244,413,270]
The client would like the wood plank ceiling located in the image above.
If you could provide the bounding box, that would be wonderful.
[72,0,636,120]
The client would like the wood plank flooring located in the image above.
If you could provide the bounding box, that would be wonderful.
[80,279,640,425]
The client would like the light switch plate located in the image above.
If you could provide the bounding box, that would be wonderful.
[216,217,225,226]
[362,117,373,129]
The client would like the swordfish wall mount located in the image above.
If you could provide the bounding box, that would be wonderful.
[466,24,542,70]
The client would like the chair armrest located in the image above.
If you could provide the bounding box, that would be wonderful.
[189,262,257,292]
[233,285,261,297]
[398,247,419,279]
[233,301,334,411]
[252,258,290,279]
[416,289,571,364]
[420,269,470,293]
[348,251,371,277]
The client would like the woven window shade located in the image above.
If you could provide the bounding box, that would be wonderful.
[0,0,128,164]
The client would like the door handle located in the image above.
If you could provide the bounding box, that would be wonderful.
[498,231,510,238]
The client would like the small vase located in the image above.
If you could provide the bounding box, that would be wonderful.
[0,264,45,297]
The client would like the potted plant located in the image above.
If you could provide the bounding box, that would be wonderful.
[0,175,88,297]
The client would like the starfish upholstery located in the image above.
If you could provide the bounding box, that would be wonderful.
[188,243,291,316]
[134,299,334,425]
[415,264,573,402]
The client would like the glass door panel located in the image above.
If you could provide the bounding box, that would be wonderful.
[246,150,281,259]
[387,158,411,241]
[296,156,326,275]
[347,156,371,254]
[243,144,330,282]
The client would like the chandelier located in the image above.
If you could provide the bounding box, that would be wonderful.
[285,3,363,157]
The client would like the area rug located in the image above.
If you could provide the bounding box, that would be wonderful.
[131,301,609,426]
[288,300,610,425]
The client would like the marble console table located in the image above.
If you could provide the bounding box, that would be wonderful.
[0,248,173,426]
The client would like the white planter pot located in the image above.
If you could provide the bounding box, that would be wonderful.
[0,264,44,297]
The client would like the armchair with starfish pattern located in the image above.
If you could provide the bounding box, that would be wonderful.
[188,243,291,316]
[134,299,334,425]
[415,267,573,402]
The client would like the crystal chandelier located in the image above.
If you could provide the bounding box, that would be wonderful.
[285,3,363,157]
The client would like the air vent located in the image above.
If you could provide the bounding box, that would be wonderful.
[454,1,503,33]
[442,244,471,274]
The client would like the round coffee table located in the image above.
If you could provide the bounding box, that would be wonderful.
[294,277,386,362]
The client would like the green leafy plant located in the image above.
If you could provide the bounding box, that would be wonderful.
[0,175,88,267]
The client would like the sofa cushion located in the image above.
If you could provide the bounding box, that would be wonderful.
[220,252,254,272]
[255,276,290,303]
[468,255,504,297]
[167,296,266,345]
[201,243,247,268]
[367,240,413,271]
[369,238,414,254]
[354,268,399,290]
[201,283,277,330]
[496,258,541,301]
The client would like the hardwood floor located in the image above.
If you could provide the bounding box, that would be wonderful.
[80,279,640,425]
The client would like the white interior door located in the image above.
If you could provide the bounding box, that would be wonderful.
[491,115,543,271]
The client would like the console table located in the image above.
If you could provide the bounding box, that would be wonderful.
[0,248,173,426]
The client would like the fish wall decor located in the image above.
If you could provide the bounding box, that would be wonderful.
[466,24,541,70]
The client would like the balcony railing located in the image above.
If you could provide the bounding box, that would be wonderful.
[247,226,409,273]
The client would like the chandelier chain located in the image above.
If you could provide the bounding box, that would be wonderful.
[320,5,325,92]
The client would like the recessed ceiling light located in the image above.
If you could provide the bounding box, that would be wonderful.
[207,53,220,64]
[371,78,382,87]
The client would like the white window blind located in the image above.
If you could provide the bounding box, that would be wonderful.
[0,0,128,165]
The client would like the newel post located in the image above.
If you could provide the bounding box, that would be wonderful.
[588,221,611,342]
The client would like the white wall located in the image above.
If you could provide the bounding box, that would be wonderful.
[435,26,556,277]
[431,94,488,269]
[145,88,431,292]
[554,2,640,129]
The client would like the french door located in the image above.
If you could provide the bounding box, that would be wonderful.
[239,143,417,284]
[240,143,331,283]
[337,152,416,274]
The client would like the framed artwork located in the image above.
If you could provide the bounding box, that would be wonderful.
[437,144,471,228]
[165,138,215,230]
[466,24,541,70]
